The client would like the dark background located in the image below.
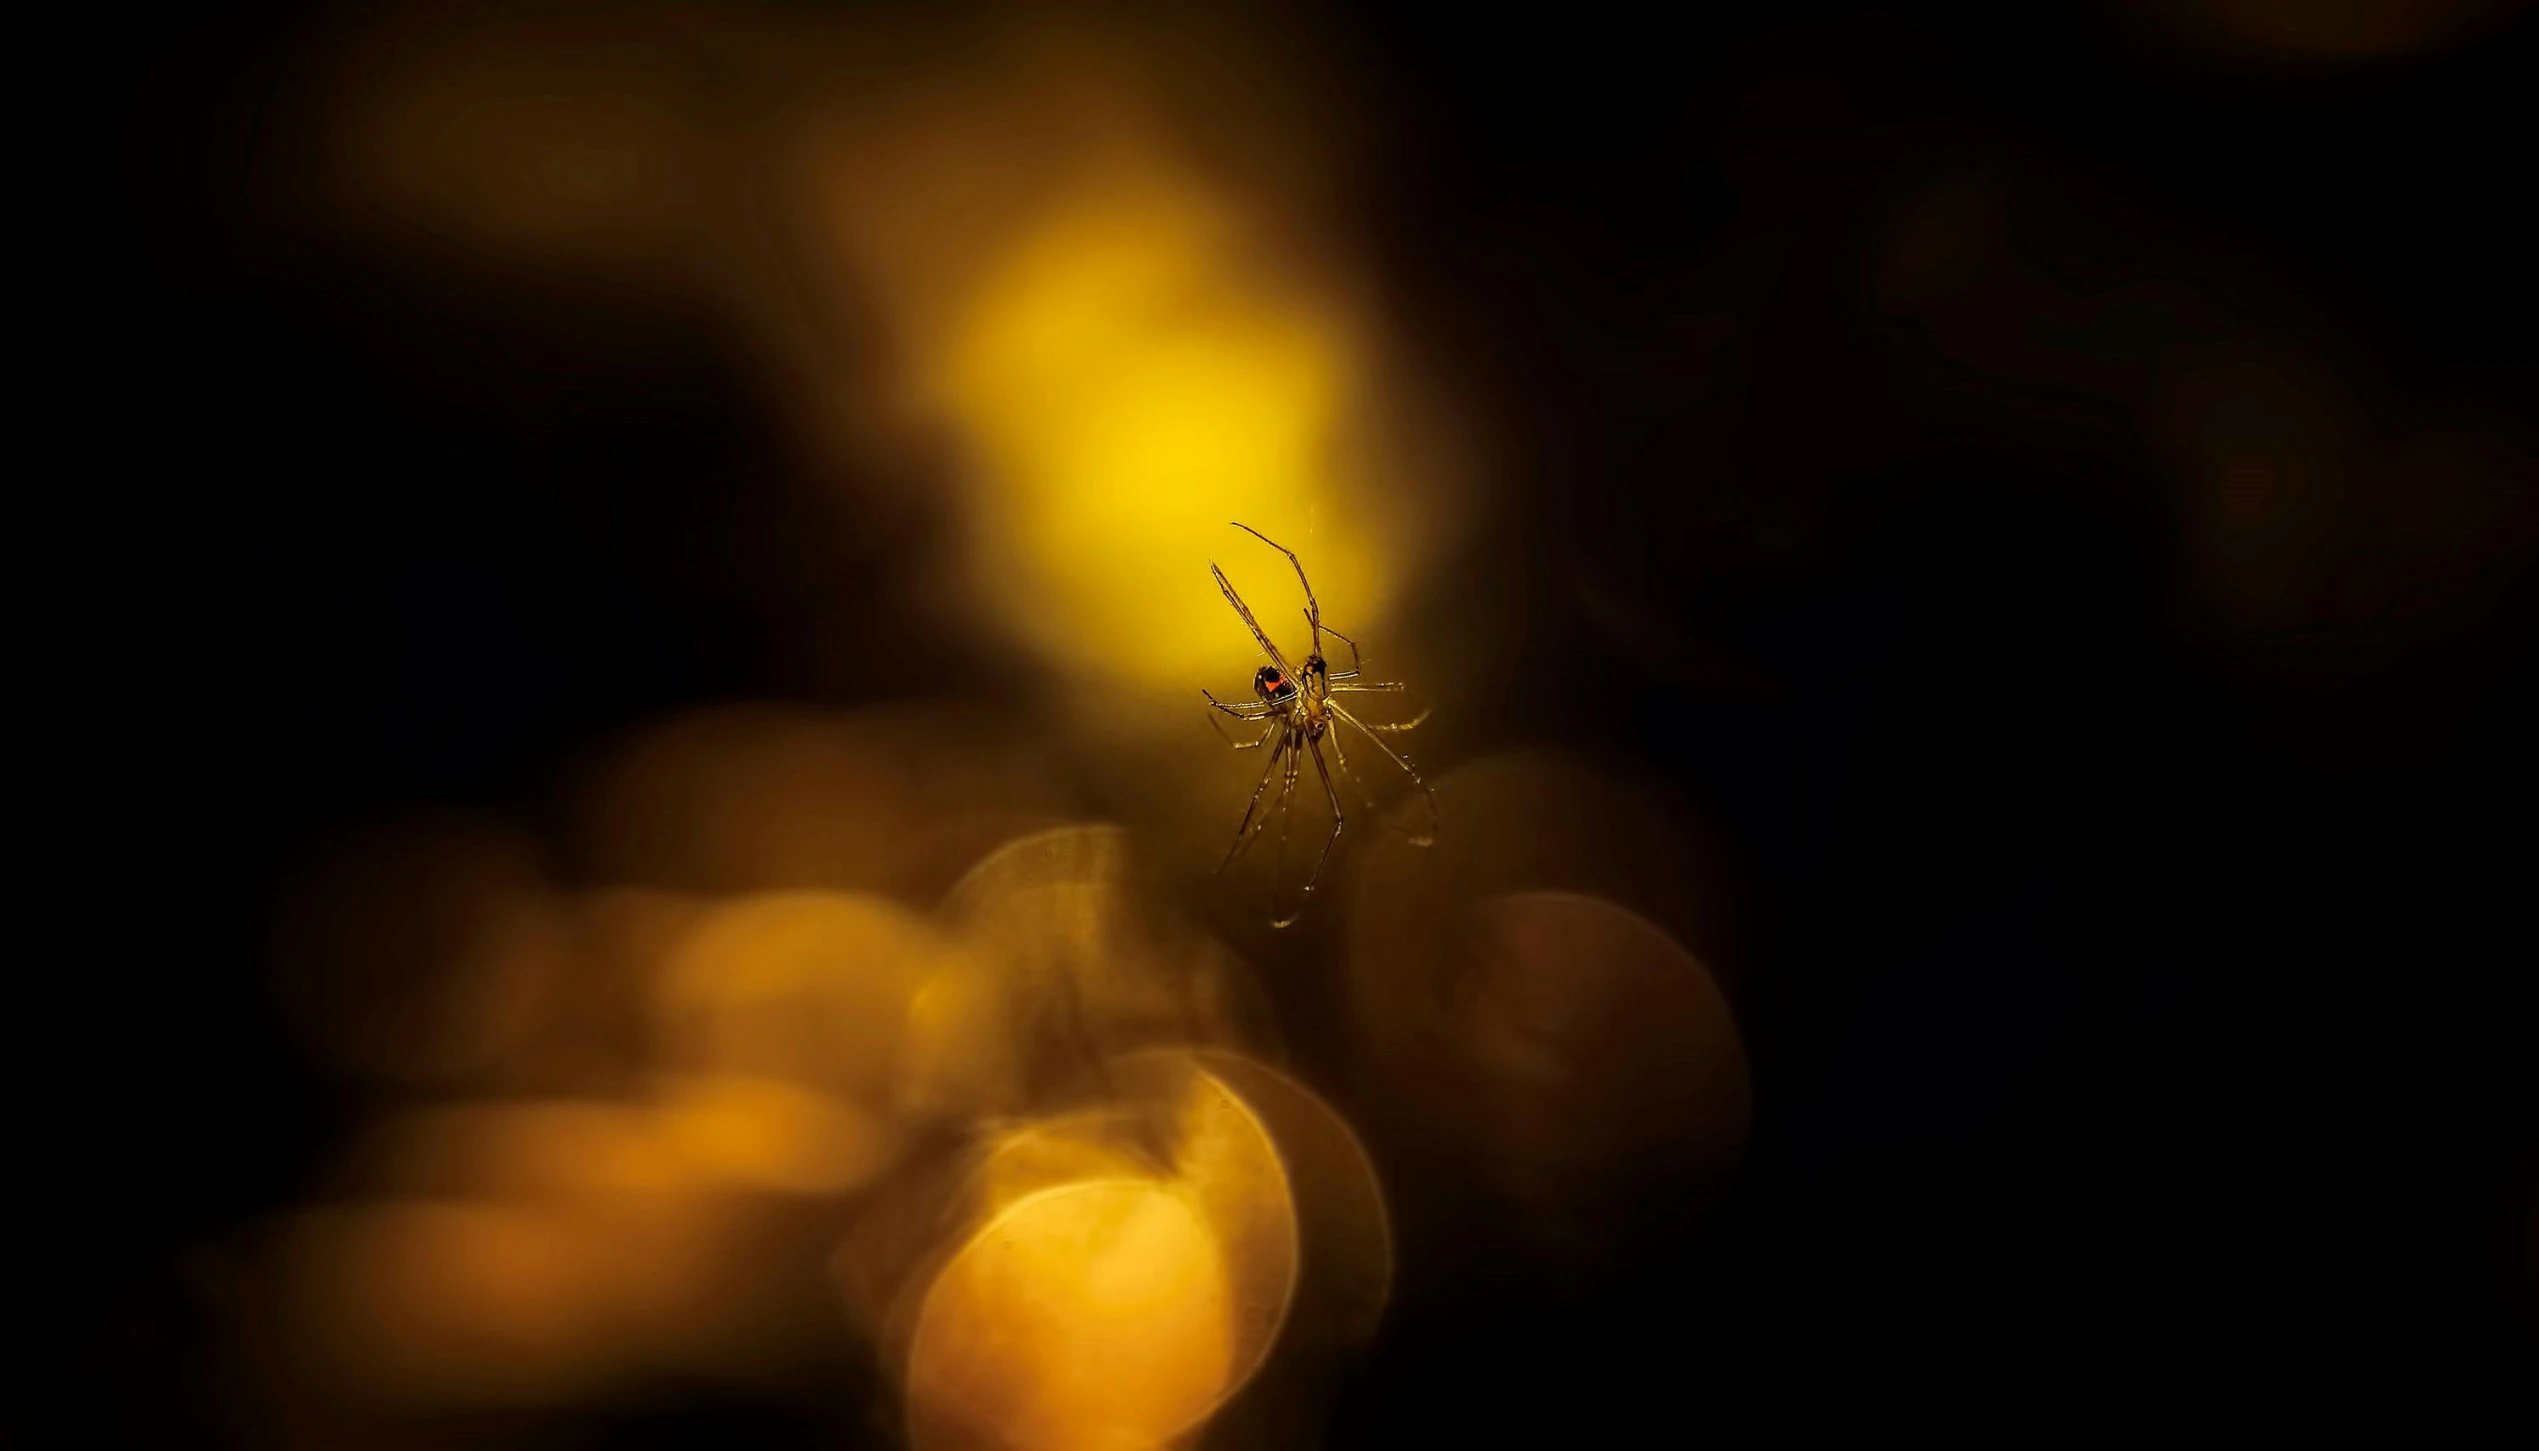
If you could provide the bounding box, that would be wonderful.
[55,0,2537,1443]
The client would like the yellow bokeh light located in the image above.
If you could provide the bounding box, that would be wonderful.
[930,175,1381,695]
[818,69,1430,704]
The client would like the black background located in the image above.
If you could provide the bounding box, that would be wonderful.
[54,0,2538,1443]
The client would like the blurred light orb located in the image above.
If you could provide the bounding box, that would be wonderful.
[896,1051,1304,1451]
[1348,754,1751,1239]
[1182,1050,1394,1348]
[812,44,1446,705]
[929,172,1390,698]
[906,1180,1235,1451]
[1452,892,1751,1188]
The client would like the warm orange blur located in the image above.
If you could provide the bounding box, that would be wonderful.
[253,692,1378,1444]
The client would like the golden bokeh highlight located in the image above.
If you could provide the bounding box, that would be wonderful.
[1183,1050,1394,1348]
[883,1050,1311,1451]
[798,23,1452,704]
[917,173,1389,697]
[908,1181,1235,1451]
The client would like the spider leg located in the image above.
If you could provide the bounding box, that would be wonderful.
[1218,725,1291,872]
[1210,713,1280,750]
[1328,700,1439,846]
[1328,679,1431,729]
[1203,688,1271,720]
[1317,618,1366,678]
[1319,714,1384,814]
[1267,741,1307,928]
[1233,523,1323,660]
[1211,563,1290,674]
[1323,715,1429,846]
[1298,734,1347,904]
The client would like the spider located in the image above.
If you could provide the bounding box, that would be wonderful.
[1203,523,1438,927]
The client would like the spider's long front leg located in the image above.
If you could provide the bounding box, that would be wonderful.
[1211,565,1290,674]
[1234,523,1323,657]
[1219,726,1291,872]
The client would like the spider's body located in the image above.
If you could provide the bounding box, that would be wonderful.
[1203,525,1437,927]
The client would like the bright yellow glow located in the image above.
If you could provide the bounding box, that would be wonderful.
[824,100,1412,700]
[905,1180,1235,1451]
[931,175,1380,694]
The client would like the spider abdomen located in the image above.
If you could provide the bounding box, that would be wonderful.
[1254,664,1299,705]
